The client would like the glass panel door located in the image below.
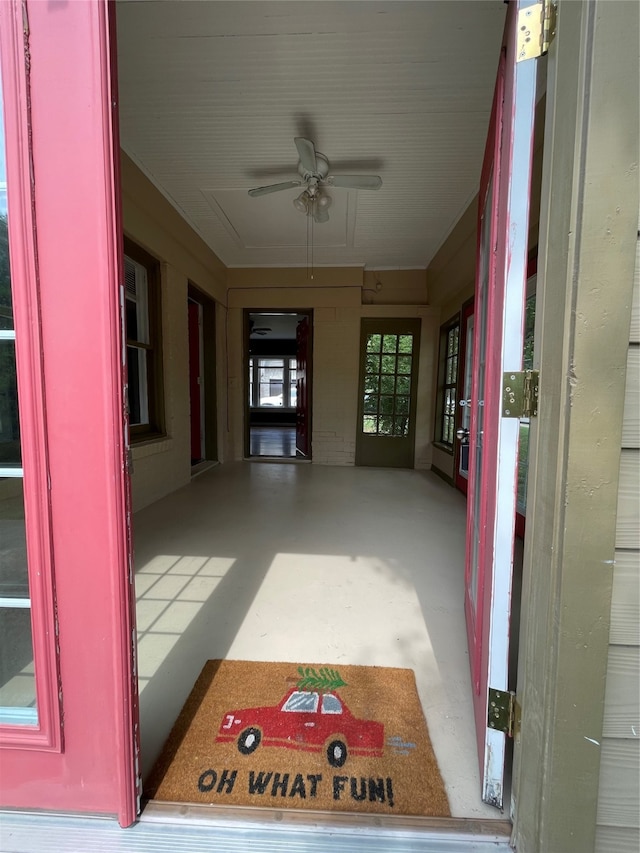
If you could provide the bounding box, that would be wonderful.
[356,318,421,468]
[362,332,414,438]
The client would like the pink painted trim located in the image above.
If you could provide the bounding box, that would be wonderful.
[0,0,62,752]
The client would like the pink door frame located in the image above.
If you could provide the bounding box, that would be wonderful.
[0,0,139,825]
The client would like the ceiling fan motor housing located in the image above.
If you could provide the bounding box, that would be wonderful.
[298,152,329,183]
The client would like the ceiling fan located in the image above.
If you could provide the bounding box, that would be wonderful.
[249,319,272,336]
[248,137,382,224]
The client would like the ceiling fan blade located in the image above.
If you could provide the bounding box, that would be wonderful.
[248,180,301,197]
[326,174,383,190]
[294,137,318,175]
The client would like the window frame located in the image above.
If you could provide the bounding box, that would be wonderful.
[248,356,297,409]
[123,237,164,441]
[0,12,61,750]
[434,315,461,452]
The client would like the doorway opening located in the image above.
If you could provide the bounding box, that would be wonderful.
[245,310,313,460]
[118,0,542,828]
[188,285,218,471]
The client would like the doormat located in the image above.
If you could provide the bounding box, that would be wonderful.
[145,660,450,817]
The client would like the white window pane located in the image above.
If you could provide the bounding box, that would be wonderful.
[0,607,36,715]
[0,478,28,600]
[258,360,284,407]
[127,346,149,425]
[282,691,319,713]
[124,256,149,345]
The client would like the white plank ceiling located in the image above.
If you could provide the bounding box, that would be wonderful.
[116,1,506,270]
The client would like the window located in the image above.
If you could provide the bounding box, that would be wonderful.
[0,220,36,724]
[248,357,297,408]
[0,55,60,747]
[282,691,319,713]
[435,318,460,449]
[362,333,414,437]
[321,694,342,714]
[123,239,164,439]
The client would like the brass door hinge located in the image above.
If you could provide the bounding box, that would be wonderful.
[488,688,521,738]
[502,370,539,418]
[517,0,557,62]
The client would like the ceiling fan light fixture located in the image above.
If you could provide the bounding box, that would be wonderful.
[293,191,309,213]
[315,192,332,211]
[312,191,331,224]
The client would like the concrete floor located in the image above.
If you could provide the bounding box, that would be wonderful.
[133,462,502,821]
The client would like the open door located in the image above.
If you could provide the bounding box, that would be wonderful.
[188,299,204,464]
[295,314,312,458]
[464,0,538,808]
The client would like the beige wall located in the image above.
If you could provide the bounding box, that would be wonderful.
[121,153,229,510]
[362,268,428,306]
[227,268,437,467]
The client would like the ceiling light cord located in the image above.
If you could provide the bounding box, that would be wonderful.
[307,199,315,281]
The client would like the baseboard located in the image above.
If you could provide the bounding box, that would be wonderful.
[430,465,455,487]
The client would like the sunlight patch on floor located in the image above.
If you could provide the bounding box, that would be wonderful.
[135,554,237,693]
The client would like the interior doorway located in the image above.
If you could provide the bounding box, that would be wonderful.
[245,310,313,460]
[188,285,218,469]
